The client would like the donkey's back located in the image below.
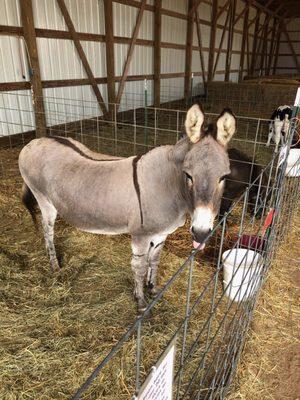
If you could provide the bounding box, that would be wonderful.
[19,137,139,238]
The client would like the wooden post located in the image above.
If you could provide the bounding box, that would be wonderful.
[184,0,194,99]
[267,18,277,75]
[212,4,230,80]
[20,0,46,137]
[208,0,218,82]
[104,0,116,114]
[225,0,236,82]
[115,0,147,107]
[259,15,270,76]
[250,10,260,75]
[154,0,162,107]
[56,0,107,115]
[239,4,249,82]
[272,24,281,75]
[195,10,206,92]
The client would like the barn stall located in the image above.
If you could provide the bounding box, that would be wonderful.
[0,0,300,399]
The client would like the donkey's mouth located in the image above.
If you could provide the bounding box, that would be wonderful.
[193,241,206,250]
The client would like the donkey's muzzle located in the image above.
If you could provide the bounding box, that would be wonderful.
[191,227,212,244]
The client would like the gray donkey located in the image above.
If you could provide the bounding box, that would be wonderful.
[19,104,236,312]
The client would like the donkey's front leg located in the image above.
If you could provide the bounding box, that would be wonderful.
[131,237,151,313]
[146,235,167,296]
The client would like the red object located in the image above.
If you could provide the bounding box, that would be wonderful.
[239,234,266,251]
[262,208,274,236]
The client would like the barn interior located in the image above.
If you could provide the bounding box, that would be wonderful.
[0,1,300,399]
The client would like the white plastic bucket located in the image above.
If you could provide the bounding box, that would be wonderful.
[285,149,300,177]
[222,248,263,302]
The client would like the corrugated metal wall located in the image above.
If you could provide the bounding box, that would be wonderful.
[0,0,292,136]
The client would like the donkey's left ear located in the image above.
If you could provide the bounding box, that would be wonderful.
[216,108,236,146]
[185,104,205,143]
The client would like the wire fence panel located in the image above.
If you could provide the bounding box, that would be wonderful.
[0,92,299,399]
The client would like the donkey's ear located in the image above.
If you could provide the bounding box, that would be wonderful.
[185,104,205,143]
[216,108,236,146]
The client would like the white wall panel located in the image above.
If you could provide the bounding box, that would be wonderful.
[0,0,20,26]
[161,15,187,45]
[2,0,297,137]
[0,36,28,82]
[162,0,186,14]
[113,3,138,38]
[161,77,185,102]
[0,91,34,135]
[32,0,67,31]
[161,48,185,73]
[37,38,85,80]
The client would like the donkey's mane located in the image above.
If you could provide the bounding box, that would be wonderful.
[50,136,119,162]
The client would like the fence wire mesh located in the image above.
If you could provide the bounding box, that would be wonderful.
[0,91,299,400]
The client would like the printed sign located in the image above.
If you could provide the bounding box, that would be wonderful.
[134,339,176,400]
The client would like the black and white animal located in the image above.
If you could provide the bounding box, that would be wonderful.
[219,148,269,218]
[19,104,236,313]
[266,105,292,150]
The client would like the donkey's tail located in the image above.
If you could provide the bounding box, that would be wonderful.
[21,182,39,230]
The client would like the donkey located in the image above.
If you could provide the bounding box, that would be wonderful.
[19,104,236,312]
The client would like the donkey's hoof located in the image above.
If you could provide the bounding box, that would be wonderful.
[51,261,61,272]
[147,284,162,297]
[137,299,148,314]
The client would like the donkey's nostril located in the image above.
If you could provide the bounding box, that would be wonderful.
[192,228,212,243]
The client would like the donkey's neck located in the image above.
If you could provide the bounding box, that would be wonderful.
[139,145,188,213]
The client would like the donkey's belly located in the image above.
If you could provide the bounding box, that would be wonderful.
[76,225,129,235]
[55,205,131,236]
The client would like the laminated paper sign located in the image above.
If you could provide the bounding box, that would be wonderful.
[135,339,176,400]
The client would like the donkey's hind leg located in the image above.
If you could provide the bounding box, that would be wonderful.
[39,200,59,271]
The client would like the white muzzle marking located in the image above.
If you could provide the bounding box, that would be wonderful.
[192,206,214,232]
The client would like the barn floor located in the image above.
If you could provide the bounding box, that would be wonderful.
[228,213,300,400]
[0,139,296,399]
[0,146,245,399]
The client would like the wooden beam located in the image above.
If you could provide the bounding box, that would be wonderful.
[266,18,277,75]
[225,0,236,82]
[260,16,270,75]
[234,0,252,26]
[3,69,254,93]
[208,0,218,82]
[195,9,206,92]
[104,0,116,113]
[20,0,46,138]
[188,0,203,16]
[184,0,194,99]
[239,4,249,82]
[282,23,300,73]
[250,9,261,75]
[115,0,147,107]
[154,0,162,107]
[216,0,230,20]
[246,23,250,74]
[212,2,230,80]
[56,0,107,115]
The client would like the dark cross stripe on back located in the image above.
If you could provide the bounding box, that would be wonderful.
[50,136,120,162]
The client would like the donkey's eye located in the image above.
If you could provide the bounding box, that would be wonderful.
[184,172,193,183]
[219,174,229,183]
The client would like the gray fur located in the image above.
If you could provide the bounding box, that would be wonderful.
[19,106,235,312]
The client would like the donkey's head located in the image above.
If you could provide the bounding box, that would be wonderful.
[174,104,236,249]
